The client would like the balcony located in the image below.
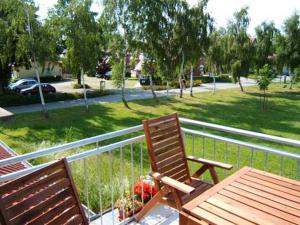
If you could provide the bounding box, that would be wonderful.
[0,117,299,225]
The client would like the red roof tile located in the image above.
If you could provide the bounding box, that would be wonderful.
[0,142,30,176]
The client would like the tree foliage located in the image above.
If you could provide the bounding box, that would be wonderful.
[48,0,99,85]
[0,0,56,93]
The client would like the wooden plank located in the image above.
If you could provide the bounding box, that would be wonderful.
[242,174,300,197]
[0,160,64,194]
[251,168,300,187]
[150,124,178,137]
[162,163,188,179]
[3,169,67,206]
[190,207,235,225]
[159,175,195,194]
[199,202,256,225]
[168,169,189,182]
[186,156,233,170]
[147,114,177,127]
[9,182,72,224]
[7,179,71,218]
[225,185,300,217]
[46,205,81,225]
[183,167,251,212]
[231,181,300,210]
[219,189,300,224]
[180,211,209,225]
[237,177,300,203]
[207,194,294,225]
[152,135,180,148]
[159,160,186,174]
[151,130,179,144]
[156,152,184,170]
[153,141,181,156]
[64,215,84,225]
[155,146,182,162]
[247,171,300,192]
[28,196,77,225]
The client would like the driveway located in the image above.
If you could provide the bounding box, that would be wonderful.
[4,78,257,114]
[51,76,139,93]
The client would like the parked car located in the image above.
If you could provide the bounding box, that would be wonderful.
[8,79,37,92]
[20,83,56,96]
[103,71,112,80]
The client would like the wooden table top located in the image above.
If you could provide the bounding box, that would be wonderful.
[182,167,300,225]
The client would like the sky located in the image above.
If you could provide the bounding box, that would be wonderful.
[35,0,300,35]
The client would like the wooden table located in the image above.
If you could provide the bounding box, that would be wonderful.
[180,167,300,225]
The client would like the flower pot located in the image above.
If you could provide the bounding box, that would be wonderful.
[118,206,143,221]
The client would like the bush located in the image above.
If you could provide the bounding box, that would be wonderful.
[73,83,91,89]
[197,75,232,83]
[0,90,109,107]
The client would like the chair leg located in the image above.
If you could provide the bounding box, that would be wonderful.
[134,188,168,222]
[208,166,219,184]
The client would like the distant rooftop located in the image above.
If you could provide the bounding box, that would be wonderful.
[0,141,30,177]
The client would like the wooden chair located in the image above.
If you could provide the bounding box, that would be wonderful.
[135,113,233,221]
[0,158,88,225]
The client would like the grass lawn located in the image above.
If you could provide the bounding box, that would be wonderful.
[0,82,299,212]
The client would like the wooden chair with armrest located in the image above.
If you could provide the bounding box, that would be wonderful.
[134,113,233,222]
[0,158,88,225]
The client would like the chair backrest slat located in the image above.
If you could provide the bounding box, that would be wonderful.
[143,113,191,184]
[0,159,88,225]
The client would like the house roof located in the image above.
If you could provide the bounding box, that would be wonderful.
[0,141,31,176]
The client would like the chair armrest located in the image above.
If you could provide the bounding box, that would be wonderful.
[186,156,233,170]
[151,172,195,194]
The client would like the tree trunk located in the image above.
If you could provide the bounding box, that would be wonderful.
[190,65,193,97]
[289,75,293,89]
[238,77,244,92]
[77,71,82,85]
[179,52,185,98]
[0,77,4,95]
[149,75,158,102]
[0,66,10,95]
[122,47,129,109]
[81,68,88,112]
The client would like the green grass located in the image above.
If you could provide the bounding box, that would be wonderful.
[0,82,299,212]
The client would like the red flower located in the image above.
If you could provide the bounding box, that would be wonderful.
[134,180,157,202]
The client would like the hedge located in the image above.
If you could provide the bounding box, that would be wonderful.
[0,90,110,107]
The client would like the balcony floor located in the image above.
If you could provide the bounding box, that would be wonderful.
[91,204,178,225]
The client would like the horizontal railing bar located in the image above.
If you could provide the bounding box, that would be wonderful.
[182,128,300,160]
[0,125,143,167]
[0,135,145,182]
[180,118,300,148]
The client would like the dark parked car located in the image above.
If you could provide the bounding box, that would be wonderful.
[20,83,56,96]
[96,70,112,80]
[8,79,37,92]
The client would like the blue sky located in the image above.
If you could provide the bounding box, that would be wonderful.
[35,0,300,35]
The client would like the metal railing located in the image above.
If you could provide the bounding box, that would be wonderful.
[0,117,299,224]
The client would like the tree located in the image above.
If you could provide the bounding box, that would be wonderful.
[283,13,300,89]
[257,64,271,110]
[227,7,255,92]
[102,0,135,108]
[178,0,212,97]
[0,0,53,94]
[207,30,225,75]
[48,0,98,86]
[255,21,278,71]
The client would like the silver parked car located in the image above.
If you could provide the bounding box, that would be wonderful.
[8,79,37,92]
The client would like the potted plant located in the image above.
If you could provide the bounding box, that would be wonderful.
[134,176,158,203]
[116,176,157,221]
[116,194,143,221]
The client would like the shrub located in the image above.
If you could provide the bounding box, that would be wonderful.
[72,83,91,89]
[0,90,109,107]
